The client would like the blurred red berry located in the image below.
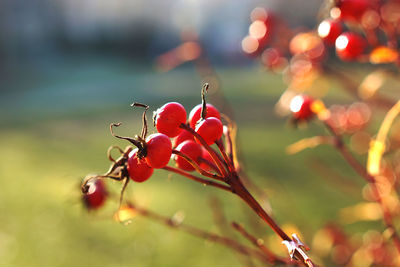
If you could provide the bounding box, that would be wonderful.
[127,149,154,182]
[83,179,107,210]
[318,19,342,45]
[173,129,195,148]
[195,117,223,145]
[174,140,203,171]
[154,102,187,138]
[335,32,367,61]
[189,103,221,129]
[290,95,314,121]
[145,133,172,168]
[336,0,374,21]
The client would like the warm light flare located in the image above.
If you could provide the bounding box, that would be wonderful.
[370,46,398,64]
[289,95,304,113]
[335,35,349,50]
[249,20,267,39]
[318,21,331,38]
[330,7,342,19]
[114,205,137,223]
[242,36,259,54]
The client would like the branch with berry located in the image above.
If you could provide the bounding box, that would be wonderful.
[81,83,315,266]
[240,0,400,265]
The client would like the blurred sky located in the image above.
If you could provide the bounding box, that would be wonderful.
[0,0,322,125]
[0,0,322,66]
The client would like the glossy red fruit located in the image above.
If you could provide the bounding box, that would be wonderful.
[154,102,187,138]
[189,104,221,129]
[174,140,203,171]
[173,129,195,148]
[83,179,107,210]
[290,95,314,121]
[318,19,342,45]
[195,117,223,145]
[335,32,367,61]
[199,148,214,172]
[145,133,172,168]
[127,149,154,182]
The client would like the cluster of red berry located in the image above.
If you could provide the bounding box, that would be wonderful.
[242,0,400,125]
[82,85,225,210]
[244,0,400,66]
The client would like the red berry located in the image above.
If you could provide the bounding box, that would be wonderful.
[174,140,203,171]
[83,179,107,210]
[173,129,195,148]
[189,104,221,129]
[195,117,223,145]
[335,32,367,61]
[199,148,214,172]
[127,149,154,182]
[290,95,314,121]
[154,102,187,138]
[318,19,342,45]
[145,133,172,168]
[336,0,374,22]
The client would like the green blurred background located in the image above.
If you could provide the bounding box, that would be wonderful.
[0,0,381,266]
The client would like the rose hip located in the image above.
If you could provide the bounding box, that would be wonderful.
[195,117,223,145]
[189,104,221,129]
[145,133,172,168]
[154,102,187,138]
[83,179,107,210]
[174,140,203,171]
[127,149,154,182]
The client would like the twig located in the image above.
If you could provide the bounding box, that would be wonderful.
[129,203,280,265]
[162,166,231,192]
[180,123,229,177]
[172,149,224,181]
[323,120,400,255]
[232,222,290,265]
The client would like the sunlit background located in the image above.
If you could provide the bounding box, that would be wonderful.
[1,0,384,266]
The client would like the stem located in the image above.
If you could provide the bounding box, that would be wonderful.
[215,139,236,172]
[232,222,289,264]
[172,149,224,181]
[197,157,221,175]
[229,174,290,241]
[200,83,209,120]
[229,174,313,266]
[324,121,400,255]
[180,123,229,177]
[324,121,374,183]
[130,203,278,265]
[162,166,231,192]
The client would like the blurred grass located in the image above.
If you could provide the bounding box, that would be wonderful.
[0,60,383,266]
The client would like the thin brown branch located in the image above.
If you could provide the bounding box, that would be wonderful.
[228,174,314,266]
[232,222,290,265]
[162,166,231,192]
[324,121,374,183]
[197,157,221,175]
[324,120,400,255]
[215,139,236,172]
[172,149,224,181]
[180,123,229,177]
[129,203,281,265]
[209,197,256,267]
